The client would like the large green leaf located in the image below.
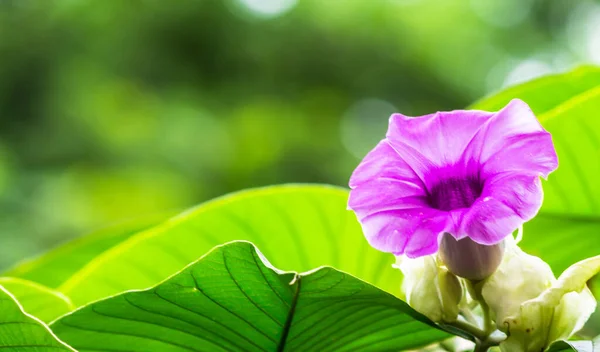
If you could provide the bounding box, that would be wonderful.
[51,241,450,352]
[0,277,74,323]
[472,65,600,113]
[58,185,400,306]
[3,213,170,288]
[471,65,600,274]
[0,285,74,351]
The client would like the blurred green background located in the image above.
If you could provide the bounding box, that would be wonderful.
[1,0,599,270]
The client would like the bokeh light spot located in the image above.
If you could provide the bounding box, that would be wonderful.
[587,14,600,64]
[502,59,553,88]
[341,98,397,159]
[470,0,533,28]
[237,0,297,18]
[566,2,600,63]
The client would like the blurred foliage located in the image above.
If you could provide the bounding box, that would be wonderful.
[0,0,598,269]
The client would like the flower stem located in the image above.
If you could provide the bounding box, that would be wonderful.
[480,300,495,335]
[448,319,487,340]
[474,342,486,352]
[448,314,504,352]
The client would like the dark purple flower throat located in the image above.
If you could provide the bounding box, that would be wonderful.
[428,177,483,211]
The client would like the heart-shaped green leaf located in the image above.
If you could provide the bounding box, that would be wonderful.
[471,65,600,274]
[0,285,74,351]
[0,277,73,323]
[51,241,450,352]
[57,185,400,307]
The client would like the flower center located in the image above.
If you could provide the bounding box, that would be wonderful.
[428,177,482,211]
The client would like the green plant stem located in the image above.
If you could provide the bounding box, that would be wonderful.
[449,319,487,340]
[451,282,504,352]
[472,300,502,351]
[449,318,504,352]
[480,300,495,335]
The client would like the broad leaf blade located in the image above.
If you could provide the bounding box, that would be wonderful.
[472,65,600,113]
[3,213,169,288]
[0,285,74,351]
[51,241,450,352]
[471,66,600,274]
[58,185,400,306]
[0,277,73,323]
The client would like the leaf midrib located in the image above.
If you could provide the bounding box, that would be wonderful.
[277,275,301,352]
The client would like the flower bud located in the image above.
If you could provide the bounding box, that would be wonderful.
[395,255,463,323]
[481,241,600,352]
[439,233,505,281]
[481,238,555,330]
[526,255,600,350]
[547,288,596,344]
[498,286,596,352]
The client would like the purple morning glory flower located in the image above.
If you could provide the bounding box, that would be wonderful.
[348,99,558,259]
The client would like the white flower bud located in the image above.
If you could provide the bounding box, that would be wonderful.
[481,238,555,330]
[395,255,463,323]
[481,240,600,352]
[514,255,600,351]
[547,288,596,343]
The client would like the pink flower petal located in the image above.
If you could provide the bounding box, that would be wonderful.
[349,140,429,219]
[460,172,543,244]
[360,208,450,258]
[468,99,558,179]
[349,140,423,189]
[386,109,494,188]
[348,99,558,256]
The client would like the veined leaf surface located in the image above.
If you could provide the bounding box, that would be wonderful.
[0,285,74,351]
[0,277,73,323]
[51,241,450,352]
